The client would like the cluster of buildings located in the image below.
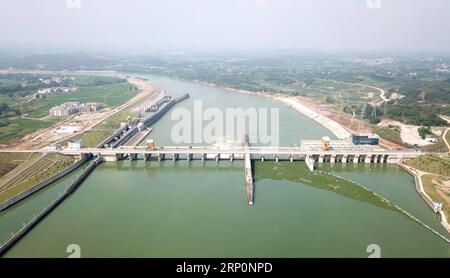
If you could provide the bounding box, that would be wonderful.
[389,92,405,100]
[354,57,394,66]
[39,76,76,84]
[49,102,103,117]
[435,64,449,73]
[36,86,79,97]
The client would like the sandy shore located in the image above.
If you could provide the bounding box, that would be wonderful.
[274,96,352,139]
[198,81,410,149]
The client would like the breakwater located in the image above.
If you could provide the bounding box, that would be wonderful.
[398,163,436,211]
[0,157,102,257]
[398,163,450,234]
[332,171,450,244]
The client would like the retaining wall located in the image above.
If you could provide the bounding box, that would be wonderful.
[397,163,436,211]
[0,157,101,257]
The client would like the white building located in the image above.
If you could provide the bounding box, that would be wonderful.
[49,102,103,117]
[67,140,83,150]
[434,202,443,213]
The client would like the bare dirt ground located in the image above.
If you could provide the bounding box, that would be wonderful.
[1,78,158,151]
[378,119,444,146]
[289,96,404,149]
[440,116,450,152]
[4,111,114,150]
[431,177,450,195]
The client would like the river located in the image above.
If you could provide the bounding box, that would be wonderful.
[1,75,449,257]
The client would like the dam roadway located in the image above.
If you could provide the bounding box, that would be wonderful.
[0,145,423,163]
[0,144,422,205]
[58,145,421,163]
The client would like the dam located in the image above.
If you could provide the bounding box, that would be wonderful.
[1,74,449,258]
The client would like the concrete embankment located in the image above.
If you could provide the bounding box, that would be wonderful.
[142,93,189,127]
[205,81,351,140]
[0,154,91,212]
[398,163,450,234]
[334,172,450,243]
[0,157,102,257]
[116,93,189,147]
[277,97,351,140]
[398,164,436,210]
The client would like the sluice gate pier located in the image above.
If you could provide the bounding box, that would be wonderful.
[60,146,420,164]
[58,144,421,205]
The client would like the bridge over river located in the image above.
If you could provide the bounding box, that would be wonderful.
[0,144,423,205]
[56,145,421,164]
[0,145,423,164]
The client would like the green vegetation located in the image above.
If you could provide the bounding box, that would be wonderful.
[24,81,136,119]
[372,125,408,147]
[0,74,138,144]
[64,110,137,148]
[254,161,404,215]
[418,126,433,139]
[0,73,57,98]
[0,153,75,202]
[0,102,19,118]
[384,101,449,127]
[421,175,450,223]
[405,155,450,176]
[114,52,450,127]
[421,136,449,153]
[0,117,58,144]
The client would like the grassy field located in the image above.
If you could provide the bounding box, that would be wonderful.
[421,174,450,223]
[0,117,58,144]
[421,136,449,153]
[24,82,137,118]
[254,161,404,215]
[405,155,450,176]
[0,153,75,203]
[372,125,408,147]
[62,110,138,148]
[0,76,139,144]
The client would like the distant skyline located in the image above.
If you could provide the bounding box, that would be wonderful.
[1,0,450,54]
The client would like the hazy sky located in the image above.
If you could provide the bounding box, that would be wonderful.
[1,0,450,53]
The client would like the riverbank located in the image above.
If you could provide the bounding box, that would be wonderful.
[197,81,351,140]
[0,156,101,257]
[195,80,409,150]
[399,163,450,234]
[3,74,450,258]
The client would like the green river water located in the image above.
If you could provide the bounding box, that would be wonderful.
[1,75,449,257]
